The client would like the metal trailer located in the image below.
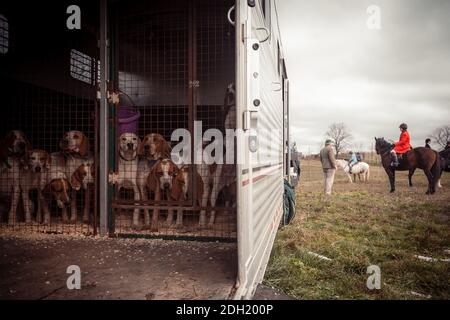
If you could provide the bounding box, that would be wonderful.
[0,0,289,299]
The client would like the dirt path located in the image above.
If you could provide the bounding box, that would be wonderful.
[0,232,237,300]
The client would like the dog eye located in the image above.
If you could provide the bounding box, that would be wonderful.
[122,138,126,141]
[133,138,137,141]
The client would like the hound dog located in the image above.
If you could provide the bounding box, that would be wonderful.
[223,83,236,130]
[116,132,142,229]
[0,130,31,225]
[41,153,72,224]
[143,158,179,231]
[70,162,95,220]
[20,149,52,224]
[196,148,236,229]
[60,130,94,223]
[136,133,172,230]
[167,165,203,228]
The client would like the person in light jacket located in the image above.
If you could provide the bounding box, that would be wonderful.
[319,139,337,195]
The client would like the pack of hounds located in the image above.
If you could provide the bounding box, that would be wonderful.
[0,84,237,232]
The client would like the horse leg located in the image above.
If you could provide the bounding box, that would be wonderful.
[423,169,434,195]
[408,168,415,187]
[384,167,395,192]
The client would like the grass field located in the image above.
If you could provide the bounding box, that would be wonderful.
[264,160,450,299]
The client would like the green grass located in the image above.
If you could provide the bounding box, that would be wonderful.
[264,161,450,299]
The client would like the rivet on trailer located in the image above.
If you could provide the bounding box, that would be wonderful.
[0,0,291,299]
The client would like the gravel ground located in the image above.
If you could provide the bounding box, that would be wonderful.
[0,231,237,300]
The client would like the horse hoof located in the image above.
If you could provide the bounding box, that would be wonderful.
[390,190,395,193]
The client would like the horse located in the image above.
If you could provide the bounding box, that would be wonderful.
[437,148,450,188]
[374,137,441,194]
[407,148,449,189]
[335,159,370,183]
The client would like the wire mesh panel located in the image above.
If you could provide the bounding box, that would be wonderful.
[111,0,236,240]
[0,2,99,235]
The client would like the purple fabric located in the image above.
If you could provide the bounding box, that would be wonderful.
[118,106,140,136]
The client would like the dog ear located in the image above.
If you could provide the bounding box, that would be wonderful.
[170,176,181,201]
[71,167,83,191]
[148,160,161,189]
[45,152,52,170]
[20,150,31,169]
[78,133,90,157]
[137,136,146,156]
[160,138,172,159]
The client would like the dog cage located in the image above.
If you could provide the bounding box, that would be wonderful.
[0,1,100,235]
[110,0,237,240]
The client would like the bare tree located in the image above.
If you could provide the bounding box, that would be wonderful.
[325,122,352,157]
[432,125,450,149]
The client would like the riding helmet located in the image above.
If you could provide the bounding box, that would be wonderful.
[399,123,408,130]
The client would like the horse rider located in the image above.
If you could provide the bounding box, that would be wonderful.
[348,151,358,174]
[425,138,431,149]
[391,123,412,167]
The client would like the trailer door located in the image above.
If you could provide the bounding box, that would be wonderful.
[235,0,284,299]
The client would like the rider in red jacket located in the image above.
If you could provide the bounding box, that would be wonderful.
[391,123,412,167]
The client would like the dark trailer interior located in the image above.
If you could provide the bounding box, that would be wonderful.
[0,0,238,299]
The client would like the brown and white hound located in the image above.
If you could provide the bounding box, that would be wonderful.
[20,149,52,223]
[59,130,94,223]
[196,151,236,229]
[116,132,142,229]
[41,153,72,224]
[143,158,179,231]
[135,134,172,230]
[0,130,31,225]
[168,165,203,229]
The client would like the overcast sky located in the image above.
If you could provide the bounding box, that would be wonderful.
[277,0,450,154]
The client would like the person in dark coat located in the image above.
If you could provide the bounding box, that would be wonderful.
[425,138,431,149]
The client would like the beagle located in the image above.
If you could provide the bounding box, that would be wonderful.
[196,151,236,228]
[70,162,95,222]
[0,130,31,225]
[60,130,94,223]
[168,165,203,228]
[41,153,72,224]
[144,158,179,231]
[116,132,142,229]
[20,149,51,224]
[135,134,173,230]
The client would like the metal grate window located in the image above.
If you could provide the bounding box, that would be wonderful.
[0,14,9,54]
[70,49,99,85]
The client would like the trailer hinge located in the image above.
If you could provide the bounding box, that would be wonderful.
[108,171,119,185]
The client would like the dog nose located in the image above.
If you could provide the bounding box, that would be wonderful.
[127,143,134,150]
[35,166,41,173]
[163,182,170,189]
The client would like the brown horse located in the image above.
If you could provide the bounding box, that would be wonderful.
[375,137,441,194]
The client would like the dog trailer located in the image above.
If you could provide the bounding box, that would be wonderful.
[0,0,290,299]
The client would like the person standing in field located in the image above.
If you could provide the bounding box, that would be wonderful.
[320,139,337,195]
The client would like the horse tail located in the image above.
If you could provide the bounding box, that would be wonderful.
[431,151,441,190]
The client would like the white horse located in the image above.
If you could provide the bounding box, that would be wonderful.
[336,159,370,183]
